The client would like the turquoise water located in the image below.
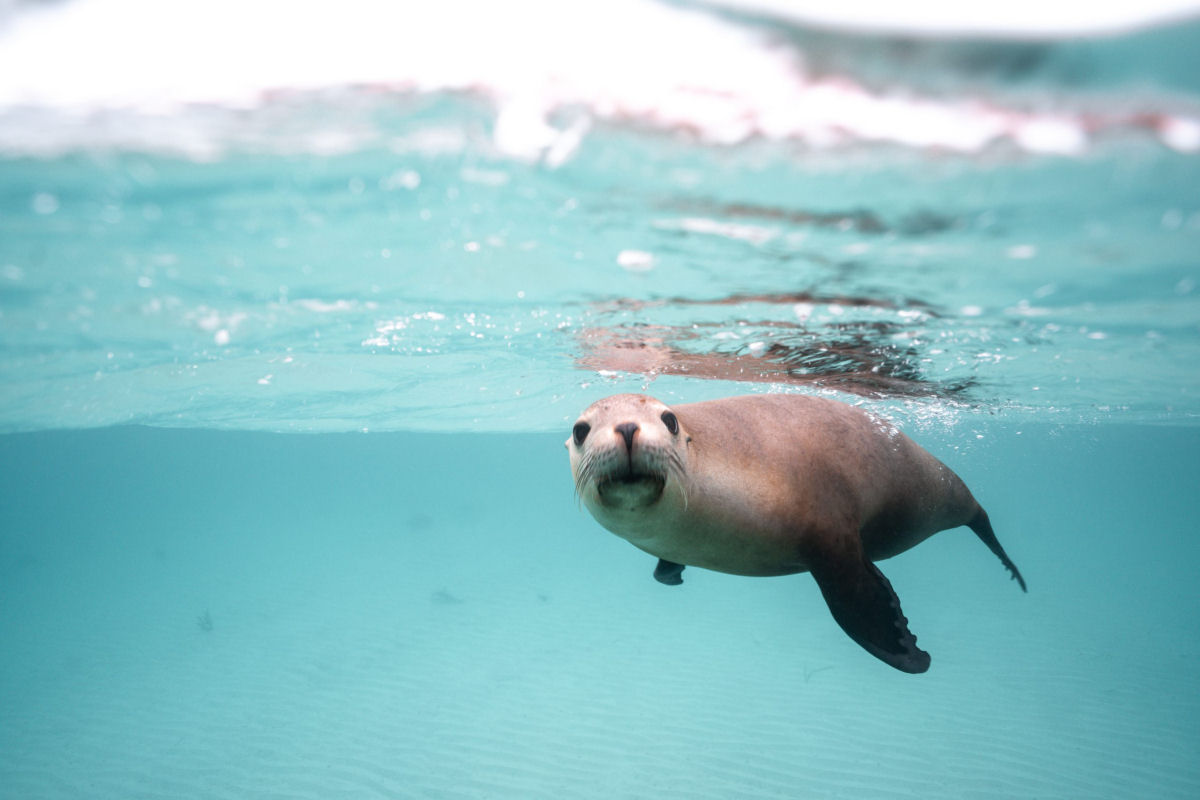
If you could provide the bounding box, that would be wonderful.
[2,425,1198,796]
[3,6,1200,798]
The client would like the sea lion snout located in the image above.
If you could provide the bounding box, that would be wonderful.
[614,422,638,453]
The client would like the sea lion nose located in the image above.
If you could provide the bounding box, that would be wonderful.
[615,422,638,452]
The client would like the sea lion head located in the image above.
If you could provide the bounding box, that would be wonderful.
[567,393,689,512]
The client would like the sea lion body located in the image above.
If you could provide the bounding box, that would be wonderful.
[567,393,1025,674]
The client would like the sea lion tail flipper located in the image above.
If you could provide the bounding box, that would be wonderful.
[654,558,685,586]
[810,549,930,674]
[967,508,1027,592]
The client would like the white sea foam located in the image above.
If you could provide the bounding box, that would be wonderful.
[0,0,1196,159]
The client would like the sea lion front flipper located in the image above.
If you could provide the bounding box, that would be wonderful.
[809,546,930,674]
[653,558,685,586]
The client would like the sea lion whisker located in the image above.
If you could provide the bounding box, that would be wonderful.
[574,452,596,498]
[666,450,689,510]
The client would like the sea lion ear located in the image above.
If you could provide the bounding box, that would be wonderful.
[809,541,931,674]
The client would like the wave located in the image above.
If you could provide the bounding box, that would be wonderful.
[1,0,1197,160]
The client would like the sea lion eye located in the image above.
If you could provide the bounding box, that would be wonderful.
[661,411,679,435]
[572,421,591,446]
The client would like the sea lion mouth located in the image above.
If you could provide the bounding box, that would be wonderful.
[595,470,667,505]
[600,472,665,489]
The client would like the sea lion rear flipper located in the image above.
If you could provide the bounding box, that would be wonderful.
[968,508,1027,592]
[653,558,685,586]
[810,549,931,674]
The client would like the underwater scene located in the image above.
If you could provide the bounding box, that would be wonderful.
[2,1,1199,797]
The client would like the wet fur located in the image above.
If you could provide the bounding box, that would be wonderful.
[568,392,1026,673]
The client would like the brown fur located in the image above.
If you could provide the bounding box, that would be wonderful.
[568,393,1025,673]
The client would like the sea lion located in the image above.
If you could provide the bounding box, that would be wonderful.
[567,393,1026,674]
